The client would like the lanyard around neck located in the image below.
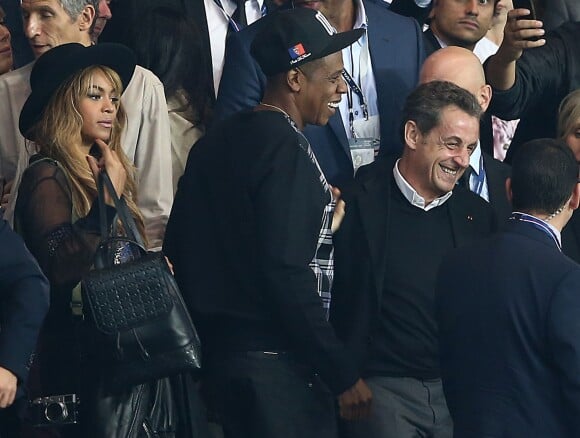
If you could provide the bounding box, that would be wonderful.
[342,42,368,138]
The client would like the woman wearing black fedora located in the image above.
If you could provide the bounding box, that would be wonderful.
[13,43,182,437]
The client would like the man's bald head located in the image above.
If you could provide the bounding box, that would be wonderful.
[419,46,491,112]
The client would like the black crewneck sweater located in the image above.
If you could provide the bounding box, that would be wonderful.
[366,181,455,378]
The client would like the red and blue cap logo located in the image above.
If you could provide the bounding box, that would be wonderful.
[288,43,306,60]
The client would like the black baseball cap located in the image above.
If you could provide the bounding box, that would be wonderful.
[251,8,364,77]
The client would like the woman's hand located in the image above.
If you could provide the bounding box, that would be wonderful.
[86,139,127,207]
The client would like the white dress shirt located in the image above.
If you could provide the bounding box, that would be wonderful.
[204,0,264,96]
[339,0,380,141]
[393,159,453,211]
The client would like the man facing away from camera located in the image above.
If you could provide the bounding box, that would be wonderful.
[436,138,580,437]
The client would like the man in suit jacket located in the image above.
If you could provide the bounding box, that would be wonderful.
[214,0,425,188]
[0,218,49,436]
[436,138,580,437]
[419,46,512,222]
[423,0,497,56]
[164,10,371,437]
[390,0,501,33]
[331,81,496,437]
[194,0,277,98]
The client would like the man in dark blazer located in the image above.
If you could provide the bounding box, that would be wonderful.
[185,0,279,100]
[0,218,49,436]
[436,138,580,437]
[419,46,512,222]
[331,81,496,437]
[389,0,501,53]
[164,9,371,438]
[422,0,497,56]
[214,0,425,188]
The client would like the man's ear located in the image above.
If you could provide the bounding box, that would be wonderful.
[78,4,96,33]
[404,120,421,151]
[478,84,492,112]
[287,68,301,93]
[505,177,513,204]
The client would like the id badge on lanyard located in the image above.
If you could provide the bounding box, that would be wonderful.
[349,115,380,172]
[343,38,380,173]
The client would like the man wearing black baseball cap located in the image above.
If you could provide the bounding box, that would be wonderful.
[164,8,371,438]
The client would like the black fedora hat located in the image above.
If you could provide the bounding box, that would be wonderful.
[251,8,364,77]
[19,42,137,140]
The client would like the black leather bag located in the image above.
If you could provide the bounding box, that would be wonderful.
[81,171,201,388]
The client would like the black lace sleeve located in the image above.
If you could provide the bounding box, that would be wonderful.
[15,160,116,290]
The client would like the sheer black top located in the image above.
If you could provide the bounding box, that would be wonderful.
[15,156,115,328]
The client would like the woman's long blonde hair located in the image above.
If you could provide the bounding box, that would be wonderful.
[33,65,146,242]
[558,89,580,140]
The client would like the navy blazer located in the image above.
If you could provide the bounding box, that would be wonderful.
[330,155,496,367]
[436,219,580,437]
[214,0,425,187]
[0,219,49,398]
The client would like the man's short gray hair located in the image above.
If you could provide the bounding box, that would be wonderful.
[59,0,99,21]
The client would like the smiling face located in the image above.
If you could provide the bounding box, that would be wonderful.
[78,69,120,148]
[21,0,93,58]
[405,105,479,202]
[297,51,347,127]
[430,0,495,50]
[0,7,13,74]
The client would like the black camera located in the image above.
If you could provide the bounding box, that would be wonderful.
[29,394,80,426]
